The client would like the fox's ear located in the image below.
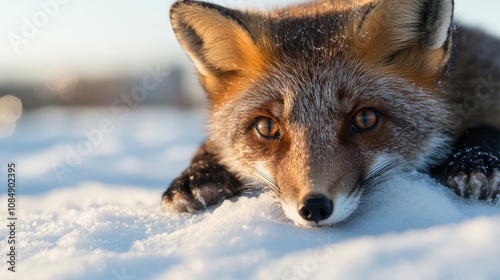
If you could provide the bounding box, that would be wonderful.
[356,0,454,83]
[170,1,264,99]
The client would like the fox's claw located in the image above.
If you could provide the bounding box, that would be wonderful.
[443,146,500,204]
[162,149,242,213]
[433,126,500,205]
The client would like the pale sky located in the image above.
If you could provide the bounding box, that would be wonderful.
[0,0,499,83]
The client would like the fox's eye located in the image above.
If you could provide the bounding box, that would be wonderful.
[351,108,379,133]
[255,117,281,139]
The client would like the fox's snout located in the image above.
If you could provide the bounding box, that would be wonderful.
[297,194,334,224]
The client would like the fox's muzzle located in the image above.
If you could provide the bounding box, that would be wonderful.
[298,194,334,224]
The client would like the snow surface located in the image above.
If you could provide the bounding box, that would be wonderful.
[1,107,500,280]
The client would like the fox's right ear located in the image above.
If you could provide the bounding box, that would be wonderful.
[170,1,265,100]
[356,0,454,85]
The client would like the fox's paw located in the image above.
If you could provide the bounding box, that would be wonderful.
[443,147,500,204]
[162,160,242,213]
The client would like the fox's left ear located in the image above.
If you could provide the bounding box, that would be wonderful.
[356,0,454,84]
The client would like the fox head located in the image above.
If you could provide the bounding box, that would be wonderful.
[170,0,455,227]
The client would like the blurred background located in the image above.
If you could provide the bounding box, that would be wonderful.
[0,0,499,193]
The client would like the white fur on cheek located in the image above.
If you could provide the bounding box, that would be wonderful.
[330,194,361,224]
[281,200,310,227]
[415,134,451,170]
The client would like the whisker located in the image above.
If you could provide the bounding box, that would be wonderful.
[235,183,260,194]
[280,214,287,222]
[270,202,283,216]
[215,159,281,197]
[220,161,284,220]
[253,169,279,188]
[245,164,281,197]
[357,158,404,196]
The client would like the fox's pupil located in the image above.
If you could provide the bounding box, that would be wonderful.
[266,119,272,134]
[354,109,378,131]
[361,110,370,127]
[256,117,280,139]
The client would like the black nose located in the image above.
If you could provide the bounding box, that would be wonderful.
[298,194,333,223]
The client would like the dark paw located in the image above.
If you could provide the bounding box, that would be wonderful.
[162,159,242,213]
[442,147,500,203]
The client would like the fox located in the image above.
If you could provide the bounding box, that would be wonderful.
[161,0,500,227]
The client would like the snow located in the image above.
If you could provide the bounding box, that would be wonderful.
[1,107,500,280]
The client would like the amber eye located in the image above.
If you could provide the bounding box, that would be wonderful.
[255,117,281,139]
[351,108,380,133]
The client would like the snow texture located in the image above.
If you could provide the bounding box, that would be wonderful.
[1,108,500,280]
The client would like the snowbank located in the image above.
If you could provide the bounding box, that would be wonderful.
[1,108,499,280]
